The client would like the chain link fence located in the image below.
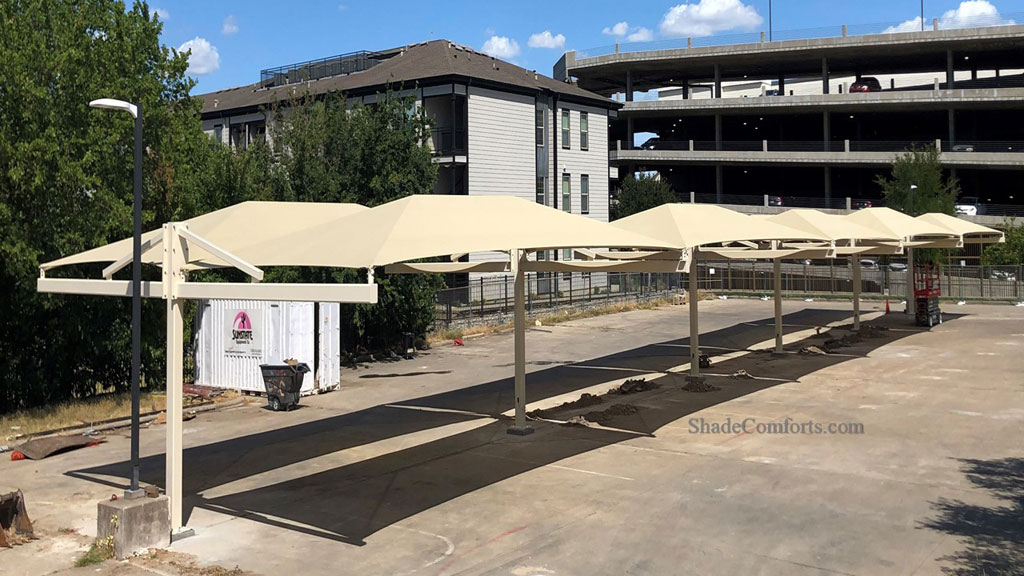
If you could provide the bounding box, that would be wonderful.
[432,263,1023,330]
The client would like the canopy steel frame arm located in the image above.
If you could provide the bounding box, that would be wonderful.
[176,226,264,281]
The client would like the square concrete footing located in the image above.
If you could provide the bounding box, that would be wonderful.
[97,495,170,559]
[771,351,787,358]
[506,425,534,436]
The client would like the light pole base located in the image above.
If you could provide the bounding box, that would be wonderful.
[170,527,195,543]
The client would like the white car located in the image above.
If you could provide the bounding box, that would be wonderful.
[955,196,980,216]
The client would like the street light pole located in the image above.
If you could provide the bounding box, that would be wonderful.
[769,0,773,41]
[90,98,143,498]
[921,0,925,31]
[910,184,918,216]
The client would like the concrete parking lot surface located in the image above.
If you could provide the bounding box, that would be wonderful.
[1,299,1021,575]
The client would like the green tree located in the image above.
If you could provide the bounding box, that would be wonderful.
[981,219,1024,265]
[265,91,443,349]
[611,174,678,220]
[875,145,960,216]
[0,0,208,411]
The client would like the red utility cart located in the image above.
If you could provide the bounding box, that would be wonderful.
[914,264,942,327]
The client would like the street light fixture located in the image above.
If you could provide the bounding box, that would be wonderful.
[90,97,144,498]
[910,184,918,216]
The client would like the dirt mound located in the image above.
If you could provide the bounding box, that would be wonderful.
[528,393,603,419]
[609,378,659,395]
[682,378,720,393]
[582,403,639,425]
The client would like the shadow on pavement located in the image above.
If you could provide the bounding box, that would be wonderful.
[68,308,935,545]
[921,457,1024,575]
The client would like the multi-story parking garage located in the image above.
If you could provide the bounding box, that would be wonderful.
[557,23,1024,213]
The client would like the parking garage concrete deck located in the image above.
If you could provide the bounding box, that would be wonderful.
[611,147,1024,169]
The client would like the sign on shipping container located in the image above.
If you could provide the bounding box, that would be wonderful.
[224,308,262,355]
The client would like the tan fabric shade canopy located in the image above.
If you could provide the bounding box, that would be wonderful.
[240,195,674,268]
[843,207,957,241]
[611,204,829,249]
[42,201,369,271]
[915,213,1005,243]
[766,209,901,243]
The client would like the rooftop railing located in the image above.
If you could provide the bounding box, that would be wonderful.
[259,50,386,88]
[574,12,1023,60]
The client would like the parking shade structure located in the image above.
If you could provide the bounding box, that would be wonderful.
[38,194,675,537]
[611,204,829,385]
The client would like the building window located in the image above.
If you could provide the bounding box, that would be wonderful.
[580,174,590,214]
[535,109,544,146]
[580,112,589,150]
[562,249,572,262]
[561,109,570,149]
[562,173,571,212]
[536,177,546,205]
[213,124,223,143]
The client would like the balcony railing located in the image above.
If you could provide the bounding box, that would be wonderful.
[430,127,467,156]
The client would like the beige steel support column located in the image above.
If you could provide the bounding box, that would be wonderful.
[906,247,915,315]
[163,224,190,539]
[689,249,702,380]
[852,254,862,330]
[774,257,783,354]
[507,249,533,435]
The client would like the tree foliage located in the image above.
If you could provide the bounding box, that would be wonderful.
[610,174,678,220]
[0,0,201,410]
[875,145,960,216]
[0,1,441,412]
[981,219,1024,265]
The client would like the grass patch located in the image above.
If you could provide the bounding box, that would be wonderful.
[75,536,114,567]
[1,392,165,440]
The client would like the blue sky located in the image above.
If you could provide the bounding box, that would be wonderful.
[152,0,1024,94]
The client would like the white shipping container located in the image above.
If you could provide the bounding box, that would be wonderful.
[194,300,319,395]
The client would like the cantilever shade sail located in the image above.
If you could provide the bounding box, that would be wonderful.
[42,201,369,272]
[240,195,673,268]
[843,207,957,241]
[611,204,829,249]
[915,213,1005,243]
[766,209,901,243]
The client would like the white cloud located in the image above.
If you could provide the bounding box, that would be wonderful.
[528,30,566,49]
[603,21,630,36]
[154,8,169,20]
[603,21,654,43]
[222,14,239,35]
[659,0,763,38]
[178,37,220,75]
[884,0,1014,33]
[481,35,520,59]
[627,27,654,42]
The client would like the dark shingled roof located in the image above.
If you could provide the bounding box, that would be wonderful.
[199,40,615,116]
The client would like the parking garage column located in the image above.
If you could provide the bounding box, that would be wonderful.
[626,70,634,150]
[778,76,785,95]
[946,50,955,89]
[948,109,956,146]
[821,57,829,94]
[682,80,689,100]
[714,64,722,98]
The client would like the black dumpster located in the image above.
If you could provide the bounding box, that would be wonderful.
[259,363,310,411]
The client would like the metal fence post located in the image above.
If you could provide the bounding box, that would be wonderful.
[503,274,509,314]
[569,274,573,305]
[480,277,485,317]
[979,266,984,298]
[528,274,533,313]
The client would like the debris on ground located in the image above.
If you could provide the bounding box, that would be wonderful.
[609,378,659,395]
[858,325,889,338]
[0,489,35,547]
[561,415,591,427]
[453,338,464,347]
[823,338,845,351]
[10,435,104,461]
[682,379,720,393]
[528,393,604,419]
[731,369,754,379]
[582,403,639,425]
[800,346,829,356]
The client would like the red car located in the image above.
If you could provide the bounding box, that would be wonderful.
[850,77,882,93]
